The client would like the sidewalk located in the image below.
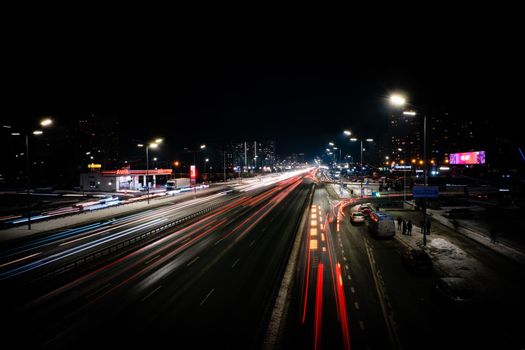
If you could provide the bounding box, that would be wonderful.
[385,207,525,266]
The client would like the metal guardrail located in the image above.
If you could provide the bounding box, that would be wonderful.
[32,201,225,283]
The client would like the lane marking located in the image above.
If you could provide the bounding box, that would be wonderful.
[141,285,162,302]
[232,258,240,268]
[145,254,161,265]
[186,256,200,267]
[200,288,215,306]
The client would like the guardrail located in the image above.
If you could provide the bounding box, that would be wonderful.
[32,201,225,283]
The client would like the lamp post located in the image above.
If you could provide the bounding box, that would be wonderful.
[137,138,162,204]
[349,137,374,173]
[390,93,429,246]
[8,118,54,230]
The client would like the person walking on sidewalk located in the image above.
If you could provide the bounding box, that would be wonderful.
[490,228,498,244]
[426,220,432,235]
[402,220,407,235]
[397,217,403,232]
[407,220,413,236]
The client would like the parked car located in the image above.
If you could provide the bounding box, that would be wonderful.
[433,277,475,305]
[350,212,365,224]
[401,249,433,273]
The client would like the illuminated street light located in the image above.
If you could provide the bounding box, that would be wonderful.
[389,94,406,107]
[40,118,53,127]
[138,137,163,204]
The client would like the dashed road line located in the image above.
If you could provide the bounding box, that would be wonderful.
[200,288,215,306]
[141,285,162,302]
[145,254,161,265]
[232,258,240,268]
[186,256,200,267]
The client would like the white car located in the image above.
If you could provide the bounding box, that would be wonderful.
[350,212,365,224]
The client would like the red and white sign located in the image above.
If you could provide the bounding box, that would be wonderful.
[101,169,173,176]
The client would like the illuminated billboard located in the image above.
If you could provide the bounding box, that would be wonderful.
[449,151,486,165]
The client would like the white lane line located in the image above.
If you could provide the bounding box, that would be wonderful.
[354,302,360,310]
[249,240,256,247]
[141,285,162,302]
[186,256,200,267]
[87,283,112,299]
[359,321,365,330]
[200,288,215,306]
[145,254,161,265]
[232,258,240,268]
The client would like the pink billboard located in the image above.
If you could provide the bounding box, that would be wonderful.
[449,151,486,165]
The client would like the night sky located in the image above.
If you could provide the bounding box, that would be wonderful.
[4,41,524,159]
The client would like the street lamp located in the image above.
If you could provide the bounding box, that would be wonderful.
[349,137,374,172]
[137,138,162,204]
[389,93,429,245]
[8,117,54,230]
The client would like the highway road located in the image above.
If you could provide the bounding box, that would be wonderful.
[2,170,524,350]
[2,171,315,349]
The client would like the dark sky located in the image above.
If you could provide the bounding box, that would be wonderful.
[4,40,524,159]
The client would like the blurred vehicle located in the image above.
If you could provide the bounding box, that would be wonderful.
[368,211,395,238]
[434,277,475,305]
[350,212,365,224]
[401,248,433,273]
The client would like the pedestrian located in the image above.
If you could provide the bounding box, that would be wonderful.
[407,220,413,236]
[397,217,403,231]
[402,220,407,235]
[490,228,497,244]
[426,220,431,235]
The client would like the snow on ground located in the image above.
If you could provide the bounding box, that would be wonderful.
[426,237,479,280]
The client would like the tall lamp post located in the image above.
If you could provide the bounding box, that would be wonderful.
[349,137,374,172]
[389,93,429,245]
[137,138,163,204]
[8,118,54,230]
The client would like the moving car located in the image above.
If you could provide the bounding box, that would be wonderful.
[350,212,365,224]
[367,211,395,238]
[401,248,433,273]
